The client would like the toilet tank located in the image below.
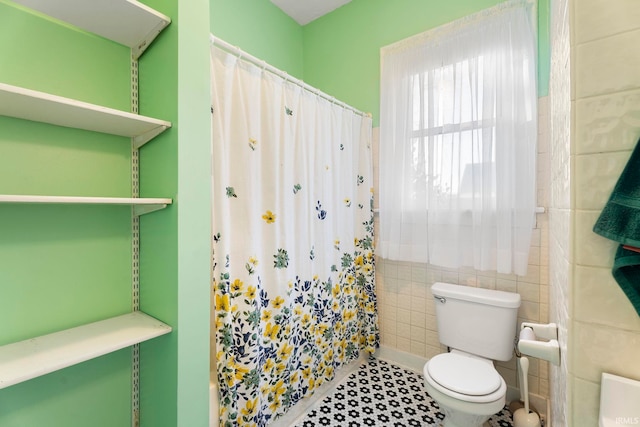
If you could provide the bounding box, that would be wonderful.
[431,282,521,362]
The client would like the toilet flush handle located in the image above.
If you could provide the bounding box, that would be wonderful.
[434,295,446,304]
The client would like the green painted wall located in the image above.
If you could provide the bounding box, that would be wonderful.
[0,1,130,108]
[207,0,550,126]
[538,0,550,97]
[0,2,134,426]
[136,1,179,424]
[210,0,304,79]
[302,0,551,125]
[0,0,211,425]
[138,0,212,425]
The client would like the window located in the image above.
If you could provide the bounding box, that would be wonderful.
[378,0,537,275]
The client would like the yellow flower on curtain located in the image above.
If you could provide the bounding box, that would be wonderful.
[301,367,311,380]
[323,349,334,362]
[325,366,334,378]
[301,313,311,326]
[241,398,258,418]
[264,322,280,340]
[234,363,249,381]
[269,399,280,413]
[332,284,340,299]
[231,279,243,292]
[316,324,328,336]
[262,210,276,223]
[273,378,286,395]
[260,383,270,396]
[272,296,285,309]
[215,293,230,313]
[278,343,293,360]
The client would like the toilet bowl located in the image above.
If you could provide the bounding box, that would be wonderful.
[424,350,507,427]
[424,282,521,427]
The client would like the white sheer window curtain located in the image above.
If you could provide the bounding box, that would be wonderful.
[378,0,537,276]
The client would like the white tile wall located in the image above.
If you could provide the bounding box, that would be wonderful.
[549,0,573,424]
[575,29,640,99]
[574,0,640,44]
[574,150,632,210]
[550,0,640,426]
[574,210,617,268]
[573,322,640,383]
[575,89,640,155]
[571,377,600,427]
[574,265,640,330]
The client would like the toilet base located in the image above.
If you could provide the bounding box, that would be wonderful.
[438,403,492,427]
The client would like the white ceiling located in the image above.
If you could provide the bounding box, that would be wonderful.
[270,0,352,25]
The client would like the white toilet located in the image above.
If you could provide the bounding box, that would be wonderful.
[423,282,521,427]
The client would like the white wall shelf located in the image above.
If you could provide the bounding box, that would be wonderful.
[0,83,171,149]
[0,0,174,416]
[0,195,172,216]
[0,312,172,390]
[11,0,170,59]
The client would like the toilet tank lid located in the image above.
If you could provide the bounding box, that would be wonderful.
[431,282,521,308]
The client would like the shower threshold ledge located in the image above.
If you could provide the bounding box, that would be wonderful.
[0,312,172,389]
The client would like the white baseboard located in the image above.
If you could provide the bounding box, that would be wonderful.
[373,345,429,373]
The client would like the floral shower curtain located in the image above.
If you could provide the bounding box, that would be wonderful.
[210,41,378,427]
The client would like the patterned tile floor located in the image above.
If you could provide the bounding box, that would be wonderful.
[293,357,513,427]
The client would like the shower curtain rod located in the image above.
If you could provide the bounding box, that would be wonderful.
[210,35,370,119]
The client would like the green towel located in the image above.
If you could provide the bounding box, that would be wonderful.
[611,246,640,316]
[593,137,640,316]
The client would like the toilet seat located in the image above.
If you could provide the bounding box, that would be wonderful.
[427,352,502,396]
